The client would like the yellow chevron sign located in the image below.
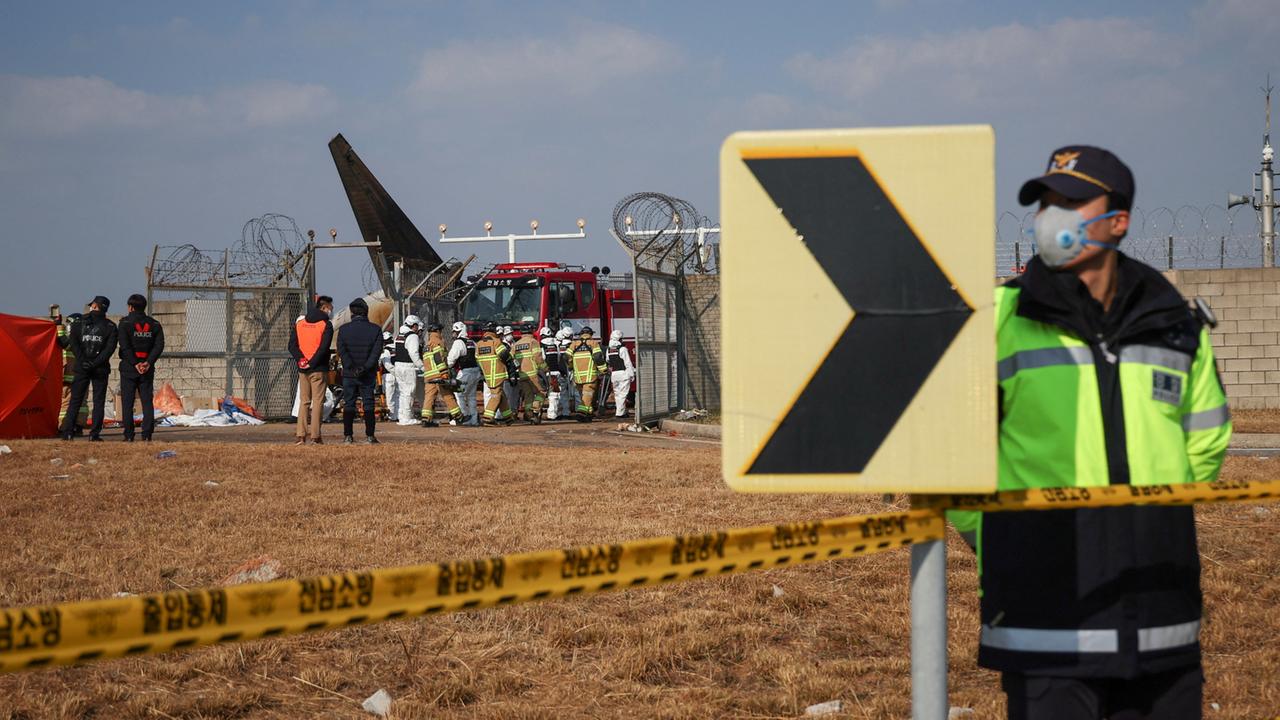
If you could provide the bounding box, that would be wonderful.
[720,126,997,493]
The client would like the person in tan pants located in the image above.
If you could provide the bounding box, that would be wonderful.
[288,295,334,444]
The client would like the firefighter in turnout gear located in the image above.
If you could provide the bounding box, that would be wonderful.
[948,146,1231,719]
[568,327,607,422]
[476,322,513,424]
[117,294,166,442]
[391,315,424,426]
[539,327,563,420]
[606,329,635,419]
[53,306,88,431]
[60,296,118,441]
[448,320,481,426]
[512,327,549,423]
[420,322,463,427]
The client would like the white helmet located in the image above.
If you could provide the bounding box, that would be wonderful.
[404,314,422,328]
[538,326,551,337]
[555,328,571,340]
[610,329,623,341]
[452,321,466,335]
[382,331,392,341]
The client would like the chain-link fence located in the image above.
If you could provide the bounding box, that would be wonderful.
[612,193,722,420]
[997,205,1267,273]
[148,228,311,419]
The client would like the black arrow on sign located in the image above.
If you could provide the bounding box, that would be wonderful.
[744,155,974,474]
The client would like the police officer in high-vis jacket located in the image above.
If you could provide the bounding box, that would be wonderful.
[948,146,1231,720]
[60,295,117,442]
[117,294,165,442]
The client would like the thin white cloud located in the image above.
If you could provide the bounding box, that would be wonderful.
[785,17,1184,111]
[408,22,682,100]
[0,75,336,137]
[216,81,337,128]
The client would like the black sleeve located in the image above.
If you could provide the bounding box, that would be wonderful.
[88,322,118,370]
[337,328,354,370]
[69,323,85,363]
[147,321,165,364]
[288,324,302,361]
[117,319,135,362]
[363,334,381,374]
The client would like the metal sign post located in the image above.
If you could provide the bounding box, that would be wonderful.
[910,518,948,719]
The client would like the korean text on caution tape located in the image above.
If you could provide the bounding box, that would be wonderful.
[916,477,1280,513]
[0,510,943,672]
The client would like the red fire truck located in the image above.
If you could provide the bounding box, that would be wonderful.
[460,262,634,344]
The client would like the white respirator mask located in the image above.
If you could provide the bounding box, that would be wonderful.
[1030,205,1121,268]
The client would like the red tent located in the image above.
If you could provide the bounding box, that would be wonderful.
[0,313,61,438]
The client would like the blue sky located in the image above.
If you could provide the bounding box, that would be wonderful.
[2,0,1276,316]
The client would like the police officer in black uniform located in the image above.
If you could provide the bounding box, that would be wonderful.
[118,293,166,442]
[60,296,118,442]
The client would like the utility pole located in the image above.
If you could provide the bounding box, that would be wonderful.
[1263,77,1276,268]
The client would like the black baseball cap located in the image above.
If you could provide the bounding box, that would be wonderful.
[89,295,110,310]
[1018,145,1134,209]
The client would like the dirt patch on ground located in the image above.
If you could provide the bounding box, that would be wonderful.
[0,441,1276,718]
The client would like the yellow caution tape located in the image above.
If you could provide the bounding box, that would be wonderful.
[915,477,1280,514]
[5,479,1276,674]
[0,510,944,673]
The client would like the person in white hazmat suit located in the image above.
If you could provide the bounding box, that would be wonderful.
[606,329,635,418]
[447,320,482,426]
[555,327,578,418]
[539,327,562,420]
[379,330,397,419]
[391,315,424,425]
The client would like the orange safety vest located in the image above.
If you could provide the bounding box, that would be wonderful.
[296,318,326,365]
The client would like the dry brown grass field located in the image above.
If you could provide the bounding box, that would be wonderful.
[0,439,1277,719]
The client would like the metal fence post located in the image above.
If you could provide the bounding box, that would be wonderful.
[910,502,948,719]
[1220,236,1226,270]
[1014,240,1021,273]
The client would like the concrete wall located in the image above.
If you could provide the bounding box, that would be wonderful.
[681,274,721,411]
[1165,267,1280,410]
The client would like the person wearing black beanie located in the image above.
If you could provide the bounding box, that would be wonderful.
[336,297,383,443]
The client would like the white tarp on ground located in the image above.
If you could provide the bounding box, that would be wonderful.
[161,409,266,427]
[290,386,337,420]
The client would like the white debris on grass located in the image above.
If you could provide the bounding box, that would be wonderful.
[221,556,282,585]
[0,445,11,455]
[804,700,843,716]
[362,689,392,717]
[949,708,975,718]
[772,584,785,598]
[204,481,220,488]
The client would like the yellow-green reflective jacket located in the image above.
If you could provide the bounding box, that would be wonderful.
[950,256,1230,677]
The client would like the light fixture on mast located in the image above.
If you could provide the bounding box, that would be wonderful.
[437,217,588,263]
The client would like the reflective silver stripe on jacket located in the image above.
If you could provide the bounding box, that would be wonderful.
[1138,619,1201,652]
[1119,344,1192,374]
[997,346,1094,383]
[981,620,1200,654]
[981,625,1117,653]
[1182,404,1231,432]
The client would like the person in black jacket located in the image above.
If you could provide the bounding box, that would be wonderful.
[336,298,383,444]
[117,293,165,442]
[60,295,118,442]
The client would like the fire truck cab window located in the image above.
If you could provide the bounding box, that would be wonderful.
[551,282,577,315]
[578,282,595,311]
[463,284,541,324]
